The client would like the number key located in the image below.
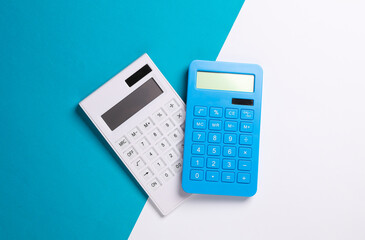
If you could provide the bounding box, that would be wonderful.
[192,131,205,142]
[168,129,184,143]
[156,138,170,152]
[191,157,204,168]
[206,158,219,169]
[223,146,236,157]
[208,132,221,143]
[191,144,205,155]
[152,158,166,172]
[223,133,237,144]
[137,137,150,150]
[222,159,236,170]
[160,168,174,182]
[207,145,221,156]
[161,119,175,133]
[190,170,203,181]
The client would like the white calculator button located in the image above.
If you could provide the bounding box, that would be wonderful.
[180,122,185,131]
[165,148,179,163]
[128,127,142,142]
[137,137,150,151]
[165,99,179,113]
[131,157,145,172]
[141,167,153,182]
[172,109,185,124]
[148,178,161,191]
[160,119,175,133]
[123,147,138,161]
[156,138,170,153]
[152,158,166,172]
[168,129,184,144]
[160,168,174,182]
[139,117,154,133]
[176,141,184,154]
[152,108,166,123]
[115,136,130,150]
[148,128,162,142]
[172,161,183,173]
[144,148,158,161]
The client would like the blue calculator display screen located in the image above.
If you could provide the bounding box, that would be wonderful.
[196,71,254,92]
[182,60,263,197]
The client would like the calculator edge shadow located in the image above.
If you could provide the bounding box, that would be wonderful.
[75,105,148,199]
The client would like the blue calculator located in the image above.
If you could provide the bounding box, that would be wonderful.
[182,60,263,197]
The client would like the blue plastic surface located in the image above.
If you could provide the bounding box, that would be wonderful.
[0,1,244,239]
[182,60,263,197]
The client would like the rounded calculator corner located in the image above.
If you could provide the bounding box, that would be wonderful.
[181,181,193,194]
[189,60,203,71]
[245,187,258,197]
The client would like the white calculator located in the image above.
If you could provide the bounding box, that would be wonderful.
[79,54,191,215]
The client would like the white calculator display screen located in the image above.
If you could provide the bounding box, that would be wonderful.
[196,71,254,93]
[102,78,163,131]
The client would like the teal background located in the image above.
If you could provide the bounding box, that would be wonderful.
[0,0,243,239]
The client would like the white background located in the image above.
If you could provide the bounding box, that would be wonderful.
[130,0,365,239]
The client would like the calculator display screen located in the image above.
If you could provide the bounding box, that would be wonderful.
[102,78,163,131]
[196,71,254,92]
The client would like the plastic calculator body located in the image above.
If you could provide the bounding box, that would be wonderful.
[182,60,263,197]
[80,54,190,215]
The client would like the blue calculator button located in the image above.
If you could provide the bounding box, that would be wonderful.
[193,119,207,129]
[238,160,251,171]
[223,133,237,144]
[240,122,253,132]
[239,147,252,158]
[241,110,254,120]
[225,108,238,119]
[210,107,223,118]
[224,121,238,131]
[222,159,236,170]
[222,172,235,183]
[208,132,221,143]
[223,146,236,157]
[209,120,222,130]
[190,170,204,181]
[192,131,206,142]
[206,158,219,169]
[194,106,207,116]
[207,145,221,156]
[237,173,251,184]
[206,171,219,182]
[192,144,205,155]
[191,157,204,168]
[239,135,253,145]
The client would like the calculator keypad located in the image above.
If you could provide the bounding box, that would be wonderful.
[115,98,185,191]
[189,105,254,184]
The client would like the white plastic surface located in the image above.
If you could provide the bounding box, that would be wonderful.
[130,0,365,239]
